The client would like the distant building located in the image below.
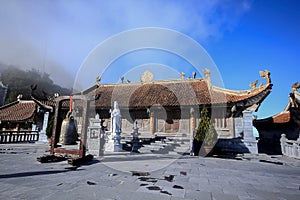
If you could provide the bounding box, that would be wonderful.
[0,81,8,106]
[253,83,300,154]
[0,95,53,131]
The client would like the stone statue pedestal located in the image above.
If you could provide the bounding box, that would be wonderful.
[38,131,48,143]
[104,132,122,152]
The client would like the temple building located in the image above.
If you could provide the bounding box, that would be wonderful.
[0,69,273,154]
[253,82,300,154]
[70,69,272,154]
[0,95,53,131]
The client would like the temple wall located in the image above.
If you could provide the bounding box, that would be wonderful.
[96,108,239,139]
[213,117,234,138]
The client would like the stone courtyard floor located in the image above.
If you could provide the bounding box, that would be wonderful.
[0,143,299,200]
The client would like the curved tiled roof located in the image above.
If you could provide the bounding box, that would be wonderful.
[0,101,36,122]
[91,78,272,109]
[273,112,290,123]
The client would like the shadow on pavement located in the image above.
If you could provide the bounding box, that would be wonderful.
[0,168,84,179]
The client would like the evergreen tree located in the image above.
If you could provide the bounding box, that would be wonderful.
[194,107,218,146]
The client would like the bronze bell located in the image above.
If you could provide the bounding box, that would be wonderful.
[59,111,78,145]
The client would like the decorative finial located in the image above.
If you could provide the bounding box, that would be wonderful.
[292,82,300,92]
[96,76,101,87]
[249,80,258,89]
[141,71,154,83]
[192,72,197,79]
[203,68,210,79]
[180,72,185,80]
[17,94,23,101]
[259,70,271,84]
[120,76,124,83]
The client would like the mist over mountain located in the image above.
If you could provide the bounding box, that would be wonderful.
[0,64,72,104]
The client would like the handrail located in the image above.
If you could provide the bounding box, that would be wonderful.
[280,134,300,158]
[0,131,39,143]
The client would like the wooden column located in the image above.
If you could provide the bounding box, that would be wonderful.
[189,107,196,152]
[189,107,195,135]
[149,110,156,135]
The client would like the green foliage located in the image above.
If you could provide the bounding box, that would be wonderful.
[0,66,71,103]
[194,107,218,146]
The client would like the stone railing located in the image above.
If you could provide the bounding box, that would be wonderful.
[280,134,300,158]
[0,131,39,143]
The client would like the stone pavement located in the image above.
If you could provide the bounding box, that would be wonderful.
[0,143,299,200]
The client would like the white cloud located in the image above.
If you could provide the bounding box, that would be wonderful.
[0,0,252,88]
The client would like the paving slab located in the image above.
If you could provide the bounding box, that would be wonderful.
[0,143,300,200]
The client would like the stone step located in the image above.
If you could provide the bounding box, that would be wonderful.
[151,142,168,147]
[140,145,162,150]
[137,137,192,155]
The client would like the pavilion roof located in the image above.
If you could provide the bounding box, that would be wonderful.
[253,83,300,126]
[0,100,36,122]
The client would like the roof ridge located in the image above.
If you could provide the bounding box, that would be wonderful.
[0,100,19,109]
[212,82,271,96]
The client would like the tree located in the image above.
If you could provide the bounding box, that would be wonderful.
[193,107,218,156]
[0,66,71,103]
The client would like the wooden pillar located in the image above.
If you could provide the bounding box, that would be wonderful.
[189,107,195,135]
[149,110,156,134]
[189,107,196,152]
[79,97,88,158]
[50,99,60,155]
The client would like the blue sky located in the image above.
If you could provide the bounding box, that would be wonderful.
[0,0,299,119]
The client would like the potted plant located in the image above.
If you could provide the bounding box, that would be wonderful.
[193,107,218,156]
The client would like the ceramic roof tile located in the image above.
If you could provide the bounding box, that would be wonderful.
[92,79,271,108]
[0,101,36,122]
[273,112,291,123]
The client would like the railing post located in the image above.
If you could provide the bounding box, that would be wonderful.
[293,142,297,157]
[8,132,12,143]
[0,130,45,143]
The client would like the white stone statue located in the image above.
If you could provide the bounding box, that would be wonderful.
[111,101,121,134]
[107,101,122,152]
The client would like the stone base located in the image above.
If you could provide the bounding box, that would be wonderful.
[104,139,123,153]
[243,139,258,154]
[87,138,104,157]
[214,138,258,154]
[37,132,48,143]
